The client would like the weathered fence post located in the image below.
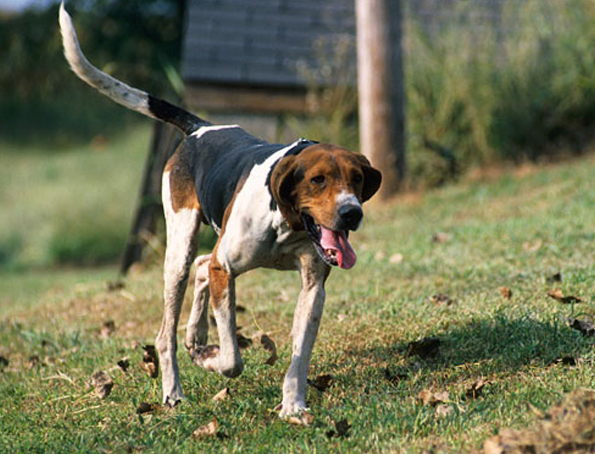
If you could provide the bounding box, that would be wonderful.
[356,0,406,198]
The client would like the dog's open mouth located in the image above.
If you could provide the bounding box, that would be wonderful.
[302,214,357,269]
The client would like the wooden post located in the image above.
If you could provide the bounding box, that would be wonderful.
[356,0,406,198]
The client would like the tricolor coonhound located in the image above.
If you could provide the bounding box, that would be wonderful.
[60,3,381,417]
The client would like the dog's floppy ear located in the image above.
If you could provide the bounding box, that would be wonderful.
[270,155,303,230]
[353,153,382,202]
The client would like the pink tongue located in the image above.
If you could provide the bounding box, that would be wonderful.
[320,227,357,269]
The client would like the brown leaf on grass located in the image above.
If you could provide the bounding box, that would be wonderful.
[99,320,116,339]
[547,288,583,304]
[465,378,487,399]
[191,418,218,439]
[499,287,512,299]
[307,374,333,391]
[432,232,451,243]
[28,355,40,369]
[430,293,455,306]
[212,387,230,402]
[257,334,278,366]
[237,332,253,350]
[418,389,449,406]
[484,389,595,454]
[435,404,453,418]
[522,239,542,252]
[567,318,595,337]
[407,337,440,359]
[326,419,351,438]
[117,358,130,373]
[136,402,157,414]
[546,272,562,283]
[288,412,314,427]
[92,370,113,399]
[141,345,159,379]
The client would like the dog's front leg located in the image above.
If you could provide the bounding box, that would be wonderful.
[280,255,330,417]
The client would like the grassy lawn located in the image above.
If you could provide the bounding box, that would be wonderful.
[1,142,594,452]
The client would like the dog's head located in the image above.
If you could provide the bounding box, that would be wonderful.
[270,144,381,269]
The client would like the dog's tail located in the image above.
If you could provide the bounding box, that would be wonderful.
[59,2,208,136]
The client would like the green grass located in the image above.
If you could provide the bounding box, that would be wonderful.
[0,124,150,269]
[1,149,594,453]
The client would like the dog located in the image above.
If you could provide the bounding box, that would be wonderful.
[59,3,381,417]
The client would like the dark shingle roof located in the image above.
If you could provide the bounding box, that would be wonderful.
[182,0,355,87]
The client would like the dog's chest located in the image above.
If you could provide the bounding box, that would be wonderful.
[214,147,311,274]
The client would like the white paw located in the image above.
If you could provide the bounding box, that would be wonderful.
[163,392,184,408]
[278,401,309,418]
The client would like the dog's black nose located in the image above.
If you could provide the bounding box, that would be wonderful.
[338,204,363,230]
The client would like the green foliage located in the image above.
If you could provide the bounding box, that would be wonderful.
[0,0,184,146]
[406,0,595,186]
[0,125,150,269]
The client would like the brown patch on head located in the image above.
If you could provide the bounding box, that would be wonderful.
[270,144,381,230]
[165,152,200,212]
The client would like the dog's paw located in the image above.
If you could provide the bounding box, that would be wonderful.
[163,390,184,408]
[278,401,309,418]
[190,345,220,371]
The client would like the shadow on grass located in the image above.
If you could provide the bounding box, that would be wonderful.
[353,313,591,375]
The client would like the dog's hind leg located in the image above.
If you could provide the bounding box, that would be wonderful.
[156,171,201,407]
[184,254,211,355]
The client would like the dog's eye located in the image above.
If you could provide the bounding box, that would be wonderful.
[353,173,363,184]
[310,175,326,186]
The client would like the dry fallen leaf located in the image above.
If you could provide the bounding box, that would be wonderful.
[436,404,453,418]
[136,402,157,414]
[237,332,253,350]
[212,387,230,402]
[418,389,450,406]
[191,418,218,439]
[99,320,116,339]
[407,337,440,359]
[432,232,452,243]
[141,345,159,379]
[522,239,542,252]
[307,374,333,391]
[288,412,314,427]
[499,287,512,299]
[430,293,455,306]
[258,334,278,366]
[92,370,113,399]
[327,419,351,438]
[117,357,130,373]
[547,288,583,304]
[567,318,595,337]
[465,378,487,399]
